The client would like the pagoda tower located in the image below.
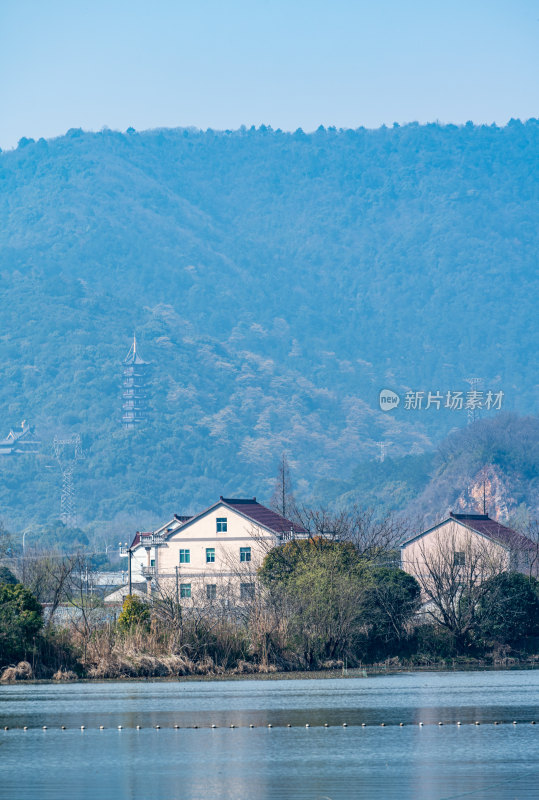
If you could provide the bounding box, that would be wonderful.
[122,335,150,428]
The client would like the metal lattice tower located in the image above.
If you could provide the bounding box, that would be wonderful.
[53,435,83,526]
[375,441,392,463]
[464,376,483,425]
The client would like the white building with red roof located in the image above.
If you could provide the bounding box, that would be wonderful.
[119,496,308,603]
[401,511,537,584]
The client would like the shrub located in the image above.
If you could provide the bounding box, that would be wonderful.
[117,594,150,632]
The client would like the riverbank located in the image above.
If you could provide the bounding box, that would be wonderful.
[3,657,539,685]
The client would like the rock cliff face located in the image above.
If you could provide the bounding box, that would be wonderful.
[455,465,513,520]
[394,415,539,526]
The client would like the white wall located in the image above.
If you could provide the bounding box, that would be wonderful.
[129,503,277,594]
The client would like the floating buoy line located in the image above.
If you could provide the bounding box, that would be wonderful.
[1,720,536,731]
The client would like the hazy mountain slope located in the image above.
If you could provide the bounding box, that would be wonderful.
[0,123,537,534]
[323,415,539,524]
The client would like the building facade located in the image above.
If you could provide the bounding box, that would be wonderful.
[401,512,537,585]
[121,497,308,602]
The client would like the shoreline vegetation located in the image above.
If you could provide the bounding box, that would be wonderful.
[3,659,539,685]
[2,531,539,685]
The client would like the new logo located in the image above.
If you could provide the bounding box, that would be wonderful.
[379,389,400,412]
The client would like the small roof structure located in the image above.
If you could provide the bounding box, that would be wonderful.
[401,512,534,552]
[0,420,40,455]
[123,334,149,366]
[129,531,154,548]
[104,583,146,604]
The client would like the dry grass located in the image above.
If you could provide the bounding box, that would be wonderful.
[52,669,78,681]
[0,661,33,682]
[64,616,283,679]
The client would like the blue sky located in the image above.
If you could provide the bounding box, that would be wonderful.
[0,0,537,150]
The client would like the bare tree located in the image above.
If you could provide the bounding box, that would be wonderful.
[408,529,508,649]
[67,554,107,665]
[0,521,15,561]
[269,453,295,519]
[150,575,183,633]
[149,569,253,668]
[16,548,80,628]
[295,505,411,562]
[511,517,539,578]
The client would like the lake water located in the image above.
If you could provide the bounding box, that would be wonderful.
[1,670,539,799]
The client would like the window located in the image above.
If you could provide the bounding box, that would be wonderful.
[216,517,227,532]
[179,549,190,564]
[240,546,251,562]
[453,551,465,567]
[240,582,255,600]
[206,547,215,563]
[206,584,217,600]
[180,583,191,598]
[150,559,155,567]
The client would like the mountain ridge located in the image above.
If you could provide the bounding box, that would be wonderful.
[0,122,537,535]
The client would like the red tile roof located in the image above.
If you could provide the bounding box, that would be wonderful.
[449,513,534,551]
[130,531,153,548]
[220,497,307,535]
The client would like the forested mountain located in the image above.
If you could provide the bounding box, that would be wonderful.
[318,415,539,525]
[0,122,537,539]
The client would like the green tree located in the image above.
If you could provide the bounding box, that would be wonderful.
[476,572,539,646]
[286,553,368,665]
[0,566,18,585]
[117,594,150,632]
[260,539,372,665]
[259,537,361,586]
[362,567,421,657]
[260,538,422,665]
[0,583,43,665]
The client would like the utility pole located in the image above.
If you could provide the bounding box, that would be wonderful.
[175,565,182,629]
[120,539,133,594]
[281,455,286,517]
[22,527,31,584]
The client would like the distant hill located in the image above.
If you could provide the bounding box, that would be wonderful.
[320,415,539,525]
[0,123,538,538]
